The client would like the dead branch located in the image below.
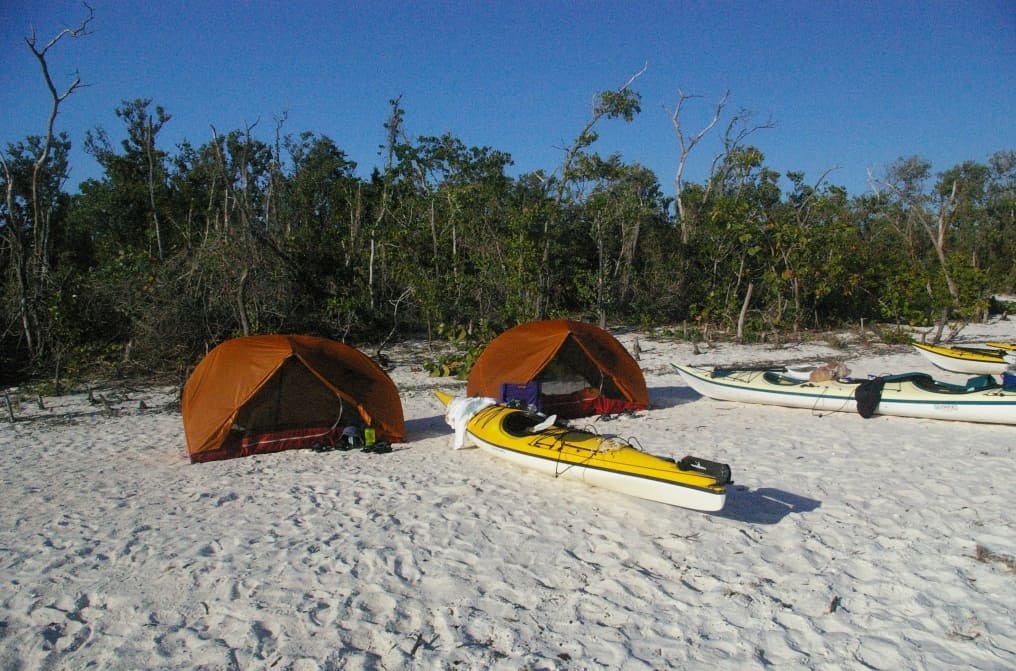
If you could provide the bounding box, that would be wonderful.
[616,62,648,92]
[26,3,95,242]
[668,88,729,241]
[4,391,15,422]
[376,287,414,367]
[794,167,839,228]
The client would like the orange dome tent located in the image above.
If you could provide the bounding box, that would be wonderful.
[182,335,404,463]
[466,320,648,418]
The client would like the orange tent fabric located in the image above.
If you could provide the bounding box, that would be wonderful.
[182,335,404,463]
[466,320,648,416]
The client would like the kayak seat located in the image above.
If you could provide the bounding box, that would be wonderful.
[964,374,1000,390]
[907,373,999,394]
[762,371,805,386]
[502,412,547,437]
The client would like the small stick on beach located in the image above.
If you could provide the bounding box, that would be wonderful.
[975,544,1016,573]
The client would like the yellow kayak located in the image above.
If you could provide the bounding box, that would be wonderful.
[435,391,729,511]
[912,341,1013,375]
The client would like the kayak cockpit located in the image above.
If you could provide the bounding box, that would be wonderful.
[501,411,558,437]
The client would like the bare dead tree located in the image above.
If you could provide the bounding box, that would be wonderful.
[144,115,163,260]
[866,167,882,199]
[668,89,728,243]
[25,4,93,271]
[366,97,407,312]
[926,180,960,302]
[667,89,775,244]
[703,108,777,206]
[0,3,94,360]
[923,180,961,341]
[375,287,413,367]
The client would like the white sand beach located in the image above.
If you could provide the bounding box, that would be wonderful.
[2,319,1015,670]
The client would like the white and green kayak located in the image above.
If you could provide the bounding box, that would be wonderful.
[673,364,1016,425]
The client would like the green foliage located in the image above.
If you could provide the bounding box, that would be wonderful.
[421,322,494,379]
[422,347,482,379]
[822,334,845,349]
[3,81,1014,383]
[595,89,642,122]
[874,325,916,345]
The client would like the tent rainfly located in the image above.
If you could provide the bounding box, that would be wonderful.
[466,320,648,418]
[182,335,404,463]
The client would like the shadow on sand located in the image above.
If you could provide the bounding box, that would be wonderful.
[404,413,453,442]
[648,385,702,410]
[714,486,822,525]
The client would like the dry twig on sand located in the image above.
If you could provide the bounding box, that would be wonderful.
[975,544,1016,573]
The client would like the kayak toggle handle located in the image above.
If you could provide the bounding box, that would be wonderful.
[676,456,732,485]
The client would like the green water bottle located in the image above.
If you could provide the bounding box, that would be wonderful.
[364,427,376,447]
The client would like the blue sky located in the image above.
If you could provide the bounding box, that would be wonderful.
[2,1,1013,199]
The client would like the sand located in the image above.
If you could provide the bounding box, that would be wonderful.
[2,319,1014,670]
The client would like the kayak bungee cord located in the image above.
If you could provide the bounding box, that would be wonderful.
[806,381,852,418]
[550,423,609,478]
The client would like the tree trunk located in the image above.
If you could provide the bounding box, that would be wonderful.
[7,7,93,361]
[145,119,163,260]
[237,268,251,336]
[737,282,754,342]
[670,89,727,244]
